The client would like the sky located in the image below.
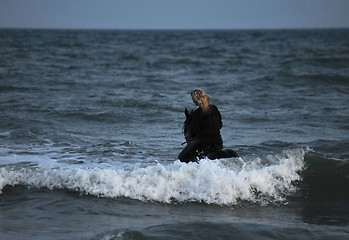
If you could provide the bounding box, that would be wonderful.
[0,0,349,30]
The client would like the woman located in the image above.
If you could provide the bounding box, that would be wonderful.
[178,89,224,163]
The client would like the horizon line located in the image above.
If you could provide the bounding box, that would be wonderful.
[1,26,348,31]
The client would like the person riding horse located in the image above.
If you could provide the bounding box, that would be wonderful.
[178,89,238,163]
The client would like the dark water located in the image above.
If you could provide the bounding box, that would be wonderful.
[0,29,348,239]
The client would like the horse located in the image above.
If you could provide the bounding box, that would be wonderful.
[180,108,238,162]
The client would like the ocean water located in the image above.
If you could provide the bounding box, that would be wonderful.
[0,29,348,239]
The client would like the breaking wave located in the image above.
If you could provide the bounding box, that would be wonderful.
[0,148,307,206]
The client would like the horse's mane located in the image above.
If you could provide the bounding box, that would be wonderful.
[183,108,194,144]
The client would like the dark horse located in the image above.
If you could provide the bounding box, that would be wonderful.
[180,108,238,162]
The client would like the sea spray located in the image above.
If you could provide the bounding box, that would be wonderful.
[0,148,307,205]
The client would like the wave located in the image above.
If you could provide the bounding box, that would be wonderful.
[0,148,307,206]
[300,151,349,201]
[94,221,349,240]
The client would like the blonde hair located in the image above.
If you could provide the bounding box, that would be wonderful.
[191,89,211,113]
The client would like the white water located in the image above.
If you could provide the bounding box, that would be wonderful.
[0,148,306,206]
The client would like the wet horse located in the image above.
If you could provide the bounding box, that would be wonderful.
[180,108,238,163]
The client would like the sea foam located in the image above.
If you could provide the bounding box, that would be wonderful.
[0,148,306,205]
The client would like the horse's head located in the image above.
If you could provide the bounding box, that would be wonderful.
[183,108,193,143]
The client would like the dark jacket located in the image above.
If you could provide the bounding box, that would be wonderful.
[190,105,223,147]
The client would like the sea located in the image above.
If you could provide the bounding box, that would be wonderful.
[0,28,348,240]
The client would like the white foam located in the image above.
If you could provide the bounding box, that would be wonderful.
[0,148,307,205]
